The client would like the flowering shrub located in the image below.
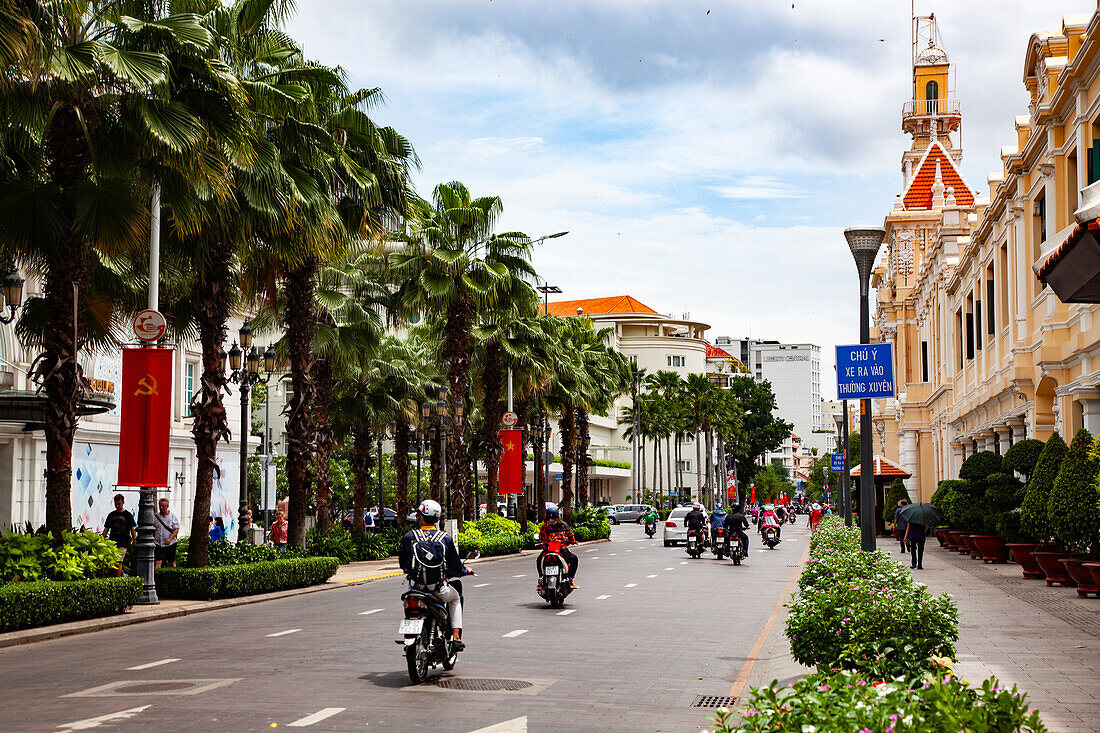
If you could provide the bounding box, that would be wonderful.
[711,670,1047,732]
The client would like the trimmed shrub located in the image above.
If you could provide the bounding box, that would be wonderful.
[470,514,521,536]
[994,510,1028,543]
[1020,433,1067,543]
[0,531,121,583]
[0,577,141,631]
[984,472,1024,514]
[931,480,969,528]
[1003,439,1045,479]
[478,535,525,557]
[882,478,912,524]
[155,557,339,600]
[1048,429,1100,554]
[959,451,1003,483]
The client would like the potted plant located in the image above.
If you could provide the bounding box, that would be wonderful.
[1037,429,1098,587]
[1013,434,1068,579]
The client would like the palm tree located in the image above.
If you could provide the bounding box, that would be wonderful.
[648,371,683,502]
[390,183,535,523]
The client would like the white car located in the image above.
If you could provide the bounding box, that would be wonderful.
[663,505,708,546]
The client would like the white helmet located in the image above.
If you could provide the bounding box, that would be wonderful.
[417,499,442,522]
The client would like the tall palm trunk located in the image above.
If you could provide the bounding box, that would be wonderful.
[350,427,373,537]
[705,428,715,505]
[393,420,411,529]
[479,343,505,516]
[283,258,319,546]
[429,428,442,502]
[575,408,590,509]
[639,436,647,503]
[695,427,703,506]
[559,405,575,519]
[443,294,474,524]
[532,422,545,523]
[654,438,661,504]
[188,240,233,567]
[313,359,334,536]
[666,436,673,502]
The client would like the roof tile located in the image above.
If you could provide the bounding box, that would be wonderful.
[542,295,658,317]
[902,142,975,211]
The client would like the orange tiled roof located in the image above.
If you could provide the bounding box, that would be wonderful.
[902,142,975,211]
[849,455,912,478]
[542,295,658,317]
[706,343,733,359]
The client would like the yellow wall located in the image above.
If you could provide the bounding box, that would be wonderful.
[914,64,948,101]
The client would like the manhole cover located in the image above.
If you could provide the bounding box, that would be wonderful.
[433,678,533,692]
[115,682,195,693]
[692,695,737,708]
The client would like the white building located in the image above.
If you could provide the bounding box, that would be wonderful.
[754,342,825,454]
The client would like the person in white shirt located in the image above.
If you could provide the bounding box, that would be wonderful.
[153,498,181,568]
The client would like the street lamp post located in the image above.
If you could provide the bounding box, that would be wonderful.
[376,430,385,529]
[436,389,448,517]
[841,399,852,527]
[543,415,553,511]
[845,227,886,552]
[226,322,275,544]
[415,424,424,508]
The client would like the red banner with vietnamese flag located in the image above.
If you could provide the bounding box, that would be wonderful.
[726,472,736,500]
[498,429,524,495]
[118,347,174,487]
[750,484,756,504]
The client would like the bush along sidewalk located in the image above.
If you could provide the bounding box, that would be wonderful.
[155,557,340,601]
[0,577,141,632]
[712,517,1048,732]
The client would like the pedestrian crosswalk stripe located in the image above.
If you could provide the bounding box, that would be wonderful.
[266,629,301,637]
[287,708,346,727]
[557,609,576,616]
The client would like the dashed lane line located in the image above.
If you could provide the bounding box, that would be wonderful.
[608,553,617,556]
[624,583,637,588]
[358,609,383,616]
[646,574,658,578]
[680,561,689,565]
[665,567,675,570]
[126,658,179,671]
[596,595,611,600]
[287,708,347,728]
[56,705,151,730]
[266,629,301,637]
[502,629,529,638]
[584,549,596,553]
[474,582,491,588]
[556,609,576,616]
[512,574,527,578]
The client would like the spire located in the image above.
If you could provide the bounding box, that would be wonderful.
[931,161,946,208]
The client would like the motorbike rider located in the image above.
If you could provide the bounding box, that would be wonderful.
[759,503,781,543]
[538,503,579,588]
[775,503,788,525]
[723,503,751,559]
[642,507,659,532]
[708,503,728,549]
[398,499,470,651]
[683,502,708,546]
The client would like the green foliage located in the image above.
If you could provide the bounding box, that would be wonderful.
[0,531,121,584]
[931,480,970,528]
[883,478,912,524]
[0,577,142,632]
[984,473,1024,515]
[470,514,521,536]
[787,517,959,678]
[1020,433,1067,543]
[573,522,611,542]
[305,526,358,564]
[1048,429,1100,554]
[752,463,794,503]
[994,510,1028,543]
[727,376,793,486]
[1003,439,1045,479]
[155,557,340,600]
[714,670,1047,733]
[959,451,1003,482]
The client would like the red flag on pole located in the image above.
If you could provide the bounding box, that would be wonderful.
[750,484,756,504]
[118,347,174,487]
[498,428,524,494]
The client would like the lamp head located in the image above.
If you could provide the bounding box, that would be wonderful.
[246,346,260,375]
[421,400,431,421]
[454,397,464,419]
[844,227,886,295]
[263,345,277,373]
[3,268,23,308]
[228,341,242,371]
[238,320,253,349]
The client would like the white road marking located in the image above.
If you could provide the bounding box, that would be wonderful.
[584,549,596,553]
[266,628,301,637]
[287,708,347,728]
[126,658,179,671]
[596,594,611,600]
[56,705,152,731]
[608,553,617,556]
[665,567,674,570]
[634,539,646,542]
[624,583,637,588]
[474,582,491,588]
[502,629,529,638]
[625,549,632,552]
[512,574,527,578]
[680,561,688,565]
[358,609,383,616]
[646,574,658,578]
[556,609,576,616]
[468,716,528,733]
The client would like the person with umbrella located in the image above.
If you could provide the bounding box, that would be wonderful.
[894,498,910,555]
[898,503,942,570]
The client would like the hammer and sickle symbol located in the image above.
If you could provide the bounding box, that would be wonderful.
[134,375,159,397]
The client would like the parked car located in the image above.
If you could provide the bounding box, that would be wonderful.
[596,504,622,518]
[609,504,657,524]
[663,505,707,546]
[339,507,399,531]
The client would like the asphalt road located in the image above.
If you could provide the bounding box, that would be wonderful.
[0,523,810,733]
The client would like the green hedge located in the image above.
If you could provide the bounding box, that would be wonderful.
[0,577,141,632]
[1048,428,1100,553]
[155,557,339,600]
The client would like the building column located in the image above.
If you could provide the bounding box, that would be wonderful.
[995,428,1011,456]
[901,430,919,490]
[950,443,965,480]
[977,432,994,453]
[1080,398,1100,435]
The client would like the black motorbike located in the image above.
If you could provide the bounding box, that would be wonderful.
[686,527,706,558]
[730,534,745,565]
[711,526,729,560]
[644,518,657,538]
[762,525,781,549]
[399,579,465,684]
[537,551,574,608]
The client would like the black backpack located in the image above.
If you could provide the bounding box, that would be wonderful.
[408,529,447,591]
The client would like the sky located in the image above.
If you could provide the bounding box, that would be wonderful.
[287,0,1090,398]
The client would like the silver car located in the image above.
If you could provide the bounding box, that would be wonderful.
[663,505,707,546]
[609,504,656,524]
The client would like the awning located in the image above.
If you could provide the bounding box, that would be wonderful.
[849,455,912,479]
[1035,219,1100,303]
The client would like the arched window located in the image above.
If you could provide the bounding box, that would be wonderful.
[925,80,939,114]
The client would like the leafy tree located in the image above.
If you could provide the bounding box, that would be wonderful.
[959,451,1003,483]
[753,463,793,503]
[1048,429,1100,555]
[1002,439,1044,480]
[726,376,792,488]
[882,478,911,524]
[1020,433,1067,543]
[847,432,860,469]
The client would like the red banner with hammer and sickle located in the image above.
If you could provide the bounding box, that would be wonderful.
[118,347,174,487]
[498,428,524,495]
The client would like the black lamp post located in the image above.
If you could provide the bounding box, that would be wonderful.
[437,389,448,517]
[454,397,465,520]
[543,416,552,511]
[845,226,886,552]
[225,320,273,543]
[0,267,24,324]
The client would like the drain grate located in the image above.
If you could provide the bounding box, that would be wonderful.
[692,695,737,708]
[433,678,533,692]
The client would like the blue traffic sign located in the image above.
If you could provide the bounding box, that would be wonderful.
[830,453,845,472]
[836,343,896,400]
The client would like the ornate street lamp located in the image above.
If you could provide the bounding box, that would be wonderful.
[844,227,886,552]
[0,267,24,324]
[226,319,275,543]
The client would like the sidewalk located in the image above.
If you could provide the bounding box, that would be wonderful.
[741,536,1100,733]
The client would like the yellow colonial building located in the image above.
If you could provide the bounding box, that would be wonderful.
[873,9,1100,502]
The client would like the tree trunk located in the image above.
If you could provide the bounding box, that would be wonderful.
[575,408,590,509]
[559,404,575,520]
[695,427,703,506]
[479,343,505,516]
[283,258,319,547]
[532,423,545,523]
[394,420,411,529]
[666,436,673,503]
[639,436,647,504]
[443,294,474,525]
[706,428,715,505]
[187,238,233,567]
[654,438,661,504]
[313,359,334,536]
[351,427,373,538]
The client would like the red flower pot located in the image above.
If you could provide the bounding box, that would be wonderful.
[1061,559,1100,598]
[1084,563,1100,594]
[958,534,979,556]
[971,535,1008,564]
[1006,543,1045,579]
[1034,551,1078,587]
[942,530,961,549]
[935,529,948,547]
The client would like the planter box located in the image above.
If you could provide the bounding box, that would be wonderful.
[1061,558,1100,598]
[943,530,965,550]
[958,534,979,556]
[935,528,948,547]
[1006,543,1045,579]
[1034,551,1078,587]
[971,535,1008,564]
[1083,563,1100,596]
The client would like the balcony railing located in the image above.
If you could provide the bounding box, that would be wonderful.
[902,98,961,119]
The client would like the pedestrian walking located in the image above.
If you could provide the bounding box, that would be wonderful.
[209,516,227,543]
[270,510,288,550]
[895,498,910,554]
[102,494,136,577]
[904,520,926,570]
[153,497,180,568]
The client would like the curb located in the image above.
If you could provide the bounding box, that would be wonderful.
[0,537,612,648]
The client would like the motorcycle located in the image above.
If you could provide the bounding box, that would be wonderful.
[537,551,574,609]
[686,528,706,558]
[711,526,729,560]
[729,534,745,565]
[398,579,465,684]
[762,525,781,549]
[788,513,797,525]
[644,519,657,538]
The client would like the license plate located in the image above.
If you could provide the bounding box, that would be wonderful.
[399,618,424,635]
[545,566,560,575]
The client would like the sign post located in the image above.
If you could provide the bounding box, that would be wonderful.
[830,453,845,473]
